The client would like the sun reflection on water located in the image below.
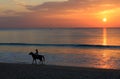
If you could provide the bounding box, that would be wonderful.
[103,28,107,45]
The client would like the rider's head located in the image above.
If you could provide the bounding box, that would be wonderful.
[36,49,38,52]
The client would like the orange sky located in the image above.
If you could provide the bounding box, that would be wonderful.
[0,0,120,28]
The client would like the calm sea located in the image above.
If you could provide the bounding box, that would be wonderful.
[0,28,120,69]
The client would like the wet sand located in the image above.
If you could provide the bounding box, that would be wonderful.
[0,63,120,79]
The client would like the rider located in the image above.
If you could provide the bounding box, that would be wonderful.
[35,49,39,55]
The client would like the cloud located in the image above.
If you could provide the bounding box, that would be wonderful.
[3,10,17,15]
[25,0,120,11]
[25,0,90,11]
[12,0,26,6]
[21,0,120,19]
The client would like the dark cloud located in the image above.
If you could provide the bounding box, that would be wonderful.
[0,16,23,28]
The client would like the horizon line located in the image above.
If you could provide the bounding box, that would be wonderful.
[0,27,120,29]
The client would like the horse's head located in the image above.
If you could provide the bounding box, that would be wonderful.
[29,52,33,55]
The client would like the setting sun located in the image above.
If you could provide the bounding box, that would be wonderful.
[103,18,107,22]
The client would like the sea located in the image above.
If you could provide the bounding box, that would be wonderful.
[0,28,120,69]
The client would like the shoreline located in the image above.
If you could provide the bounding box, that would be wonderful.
[0,63,120,79]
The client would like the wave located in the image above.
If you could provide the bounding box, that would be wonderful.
[0,43,120,49]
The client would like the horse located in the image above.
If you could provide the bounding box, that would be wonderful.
[29,52,45,64]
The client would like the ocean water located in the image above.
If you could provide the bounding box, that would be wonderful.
[0,28,120,69]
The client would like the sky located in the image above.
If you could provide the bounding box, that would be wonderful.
[0,0,120,28]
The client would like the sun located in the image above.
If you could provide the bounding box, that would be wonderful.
[103,18,107,22]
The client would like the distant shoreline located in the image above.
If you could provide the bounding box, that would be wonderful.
[0,62,120,79]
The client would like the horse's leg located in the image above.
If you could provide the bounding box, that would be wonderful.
[41,59,44,64]
[41,60,43,64]
[35,59,37,64]
[32,59,34,64]
[39,59,41,64]
[42,60,44,64]
[39,59,43,64]
[42,57,45,64]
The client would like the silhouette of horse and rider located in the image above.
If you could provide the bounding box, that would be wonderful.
[29,49,45,64]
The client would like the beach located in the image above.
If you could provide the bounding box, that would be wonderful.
[0,63,120,79]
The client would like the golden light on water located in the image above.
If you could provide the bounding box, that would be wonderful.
[98,50,114,69]
[103,28,107,45]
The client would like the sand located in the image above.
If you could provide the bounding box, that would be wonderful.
[0,63,120,79]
